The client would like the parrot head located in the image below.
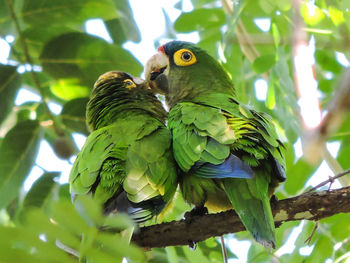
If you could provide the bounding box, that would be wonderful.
[145,41,235,108]
[87,71,167,130]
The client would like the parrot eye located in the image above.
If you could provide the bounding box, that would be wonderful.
[123,79,137,89]
[181,52,192,61]
[173,48,197,66]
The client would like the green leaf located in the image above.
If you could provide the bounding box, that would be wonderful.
[51,200,90,235]
[196,28,221,58]
[105,0,141,44]
[247,243,274,262]
[271,23,280,48]
[148,248,184,263]
[253,54,276,74]
[14,26,77,62]
[323,213,350,240]
[22,172,59,209]
[174,8,225,33]
[315,49,342,74]
[280,253,307,263]
[182,246,212,263]
[306,235,333,262]
[40,32,143,87]
[24,208,81,249]
[58,183,71,201]
[74,195,103,226]
[284,158,316,195]
[103,213,135,230]
[0,225,76,263]
[198,238,237,262]
[61,97,89,135]
[338,137,350,170]
[0,65,21,124]
[166,246,179,263]
[272,51,299,142]
[6,197,145,263]
[266,75,276,109]
[275,221,300,248]
[0,0,15,36]
[329,6,345,26]
[243,0,266,16]
[275,0,291,11]
[318,79,334,94]
[50,78,90,101]
[0,120,42,209]
[258,0,276,14]
[300,3,325,26]
[94,232,145,262]
[21,0,118,26]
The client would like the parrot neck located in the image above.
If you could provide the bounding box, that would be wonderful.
[165,76,236,109]
[165,62,236,108]
[86,95,167,131]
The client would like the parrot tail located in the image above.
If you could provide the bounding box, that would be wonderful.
[223,177,276,249]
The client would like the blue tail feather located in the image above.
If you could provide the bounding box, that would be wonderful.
[192,154,254,179]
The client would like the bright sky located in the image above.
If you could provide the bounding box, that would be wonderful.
[0,1,346,261]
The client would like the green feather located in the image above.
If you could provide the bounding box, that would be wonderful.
[205,138,230,160]
[223,172,276,248]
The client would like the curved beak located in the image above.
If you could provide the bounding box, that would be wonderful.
[145,51,170,94]
[145,52,169,81]
[132,76,145,85]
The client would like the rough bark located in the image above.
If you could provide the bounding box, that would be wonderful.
[131,186,350,248]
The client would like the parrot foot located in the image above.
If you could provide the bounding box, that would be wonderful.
[184,206,208,220]
[188,240,197,250]
[270,195,279,206]
[184,206,207,249]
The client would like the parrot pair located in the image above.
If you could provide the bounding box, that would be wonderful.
[69,41,286,249]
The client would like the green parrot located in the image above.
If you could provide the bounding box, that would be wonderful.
[69,71,177,225]
[145,41,286,248]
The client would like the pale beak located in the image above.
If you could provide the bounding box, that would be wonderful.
[144,52,169,82]
[132,77,145,85]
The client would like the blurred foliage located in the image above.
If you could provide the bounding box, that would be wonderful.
[0,0,349,262]
[0,196,144,263]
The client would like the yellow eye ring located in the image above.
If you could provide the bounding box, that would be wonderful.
[174,49,197,66]
[123,79,136,89]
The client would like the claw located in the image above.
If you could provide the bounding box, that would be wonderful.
[184,206,208,220]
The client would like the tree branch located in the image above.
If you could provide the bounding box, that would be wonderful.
[6,0,64,136]
[132,186,350,248]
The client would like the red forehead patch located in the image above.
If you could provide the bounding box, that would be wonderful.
[158,45,165,53]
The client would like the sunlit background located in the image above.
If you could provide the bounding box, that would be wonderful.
[0,0,349,262]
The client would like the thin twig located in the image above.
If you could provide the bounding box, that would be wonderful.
[304,221,318,245]
[35,163,48,173]
[318,67,350,137]
[220,0,268,80]
[304,169,350,194]
[321,142,350,186]
[5,0,63,135]
[56,240,80,258]
[220,236,228,263]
